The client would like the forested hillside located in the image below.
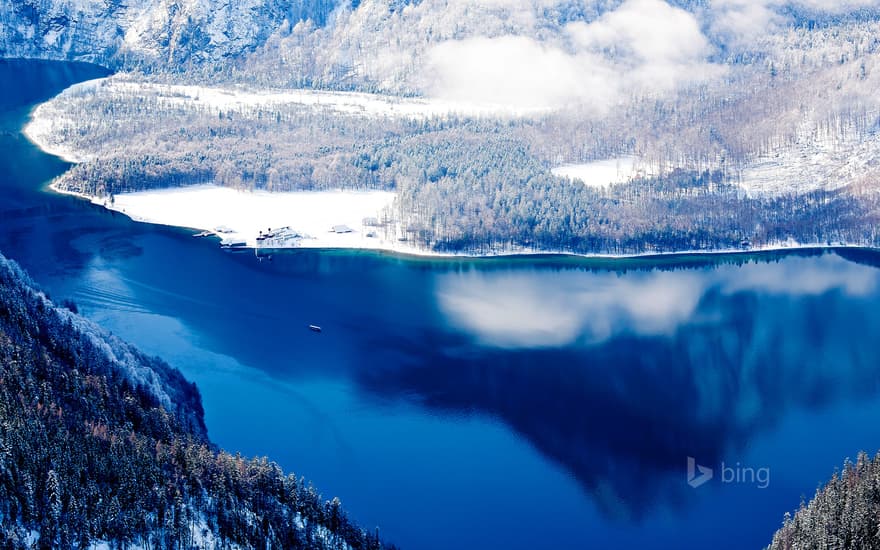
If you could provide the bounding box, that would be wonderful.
[769,452,880,550]
[0,252,389,549]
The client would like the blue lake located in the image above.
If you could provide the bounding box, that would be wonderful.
[3,58,880,549]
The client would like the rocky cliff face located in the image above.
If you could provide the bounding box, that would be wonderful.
[0,0,339,69]
[0,0,132,64]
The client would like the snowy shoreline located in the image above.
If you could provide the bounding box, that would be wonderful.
[47,181,876,262]
[22,77,108,164]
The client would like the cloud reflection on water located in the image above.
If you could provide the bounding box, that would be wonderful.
[346,252,880,520]
[435,254,878,349]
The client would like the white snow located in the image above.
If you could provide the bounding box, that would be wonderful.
[73,184,561,256]
[51,182,875,259]
[737,127,880,197]
[188,514,244,550]
[50,297,178,412]
[86,515,241,549]
[102,76,545,119]
[23,78,108,163]
[92,184,413,251]
[551,156,654,188]
[22,75,545,165]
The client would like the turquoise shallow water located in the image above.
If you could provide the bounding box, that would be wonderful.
[4,58,880,549]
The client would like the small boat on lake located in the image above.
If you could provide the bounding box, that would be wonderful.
[309,325,322,333]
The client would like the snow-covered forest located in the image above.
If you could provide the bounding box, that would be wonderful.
[0,253,391,549]
[11,0,880,255]
[769,452,880,549]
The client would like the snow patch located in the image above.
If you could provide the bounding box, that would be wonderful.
[94,184,411,252]
[552,157,654,188]
[104,76,545,119]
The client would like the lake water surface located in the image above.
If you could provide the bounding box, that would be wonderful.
[4,58,880,549]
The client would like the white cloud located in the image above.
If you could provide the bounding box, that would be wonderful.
[422,0,722,112]
[566,0,710,66]
[424,35,617,113]
[709,0,785,44]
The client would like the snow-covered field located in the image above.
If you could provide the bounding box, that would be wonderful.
[87,184,541,256]
[87,184,409,251]
[53,75,546,120]
[551,157,654,188]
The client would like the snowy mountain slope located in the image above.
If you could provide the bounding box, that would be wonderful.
[0,0,132,63]
[0,0,340,67]
[2,0,879,100]
[0,251,388,549]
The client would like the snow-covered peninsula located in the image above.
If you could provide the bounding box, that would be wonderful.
[24,63,880,259]
[84,184,406,252]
